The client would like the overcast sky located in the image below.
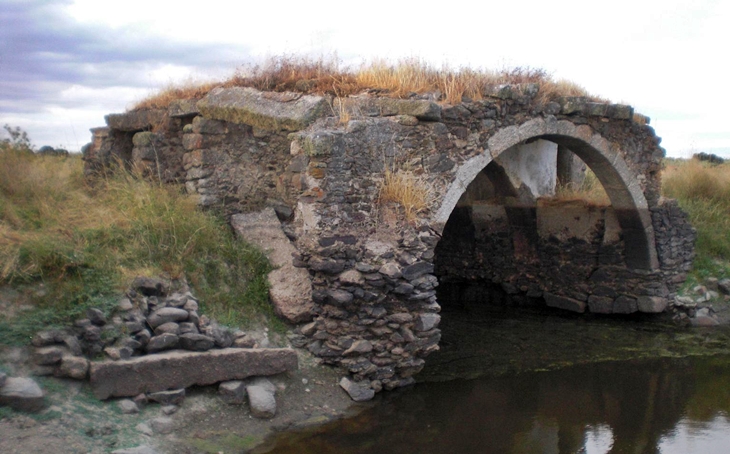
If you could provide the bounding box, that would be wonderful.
[1,0,728,157]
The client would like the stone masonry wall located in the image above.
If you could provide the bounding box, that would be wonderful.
[85,85,693,395]
[435,202,695,314]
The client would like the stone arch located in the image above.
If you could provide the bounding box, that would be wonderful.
[432,118,659,270]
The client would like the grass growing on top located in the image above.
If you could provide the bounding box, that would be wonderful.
[0,139,274,345]
[133,55,605,110]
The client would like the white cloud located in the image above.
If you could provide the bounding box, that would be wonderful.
[4,0,729,157]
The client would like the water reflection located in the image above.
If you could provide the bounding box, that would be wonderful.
[260,356,730,454]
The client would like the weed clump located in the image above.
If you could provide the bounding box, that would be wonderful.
[379,168,434,223]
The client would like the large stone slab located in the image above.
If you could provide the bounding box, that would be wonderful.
[333,97,441,121]
[197,87,327,131]
[89,348,298,399]
[105,110,167,131]
[231,208,314,323]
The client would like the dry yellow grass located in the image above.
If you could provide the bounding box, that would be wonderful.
[132,55,605,111]
[379,169,433,222]
[134,80,221,110]
[550,168,611,206]
[662,158,730,263]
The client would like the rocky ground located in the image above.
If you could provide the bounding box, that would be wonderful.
[0,342,360,454]
[2,275,729,453]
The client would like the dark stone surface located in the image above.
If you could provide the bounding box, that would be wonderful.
[89,348,298,399]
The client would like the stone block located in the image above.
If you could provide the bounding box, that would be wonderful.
[558,97,587,115]
[637,296,668,313]
[105,110,166,132]
[607,104,634,120]
[56,356,89,379]
[148,389,185,405]
[191,116,228,134]
[339,377,374,402]
[587,295,614,314]
[31,330,65,347]
[182,133,204,151]
[179,333,215,351]
[219,380,246,404]
[89,348,298,399]
[118,399,139,414]
[198,87,327,131]
[0,377,45,412]
[343,340,373,356]
[168,99,200,118]
[613,296,638,314]
[333,97,441,121]
[154,322,180,336]
[131,131,162,148]
[33,346,65,365]
[402,262,435,281]
[544,293,586,313]
[147,308,189,328]
[146,333,179,353]
[414,314,441,331]
[246,384,276,419]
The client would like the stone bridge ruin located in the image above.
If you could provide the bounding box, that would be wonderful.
[84,84,695,393]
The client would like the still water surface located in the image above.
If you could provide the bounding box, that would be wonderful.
[261,305,730,453]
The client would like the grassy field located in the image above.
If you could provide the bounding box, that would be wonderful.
[663,158,730,284]
[0,138,276,345]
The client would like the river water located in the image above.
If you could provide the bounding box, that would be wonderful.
[258,303,730,454]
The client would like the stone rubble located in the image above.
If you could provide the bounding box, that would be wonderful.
[670,277,726,326]
[21,276,300,418]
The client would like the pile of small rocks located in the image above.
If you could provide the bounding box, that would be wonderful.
[21,276,289,421]
[30,276,260,379]
[671,277,730,326]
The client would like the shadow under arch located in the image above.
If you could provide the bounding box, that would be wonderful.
[432,118,659,270]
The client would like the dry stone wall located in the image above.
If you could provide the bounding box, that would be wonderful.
[85,84,694,394]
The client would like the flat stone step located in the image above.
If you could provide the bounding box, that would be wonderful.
[89,348,297,399]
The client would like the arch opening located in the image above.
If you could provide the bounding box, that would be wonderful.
[432,129,660,316]
[433,130,658,272]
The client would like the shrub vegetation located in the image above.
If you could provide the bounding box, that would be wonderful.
[0,132,274,345]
